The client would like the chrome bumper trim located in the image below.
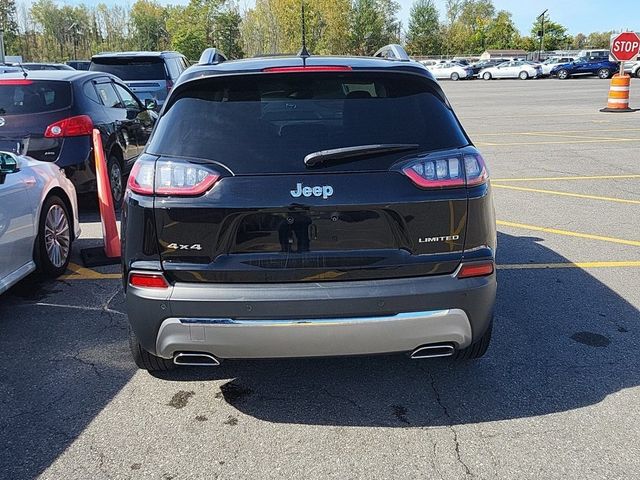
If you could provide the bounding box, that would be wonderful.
[155,309,472,359]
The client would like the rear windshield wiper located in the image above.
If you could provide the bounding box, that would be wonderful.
[304,144,419,168]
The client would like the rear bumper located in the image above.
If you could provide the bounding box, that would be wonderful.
[126,269,496,359]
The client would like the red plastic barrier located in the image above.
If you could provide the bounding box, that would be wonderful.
[92,129,121,258]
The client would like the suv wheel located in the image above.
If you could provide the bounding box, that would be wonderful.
[453,320,493,360]
[518,71,528,80]
[598,68,610,79]
[450,72,460,81]
[557,69,569,80]
[129,327,175,372]
[36,195,72,277]
[107,155,124,208]
[482,72,492,80]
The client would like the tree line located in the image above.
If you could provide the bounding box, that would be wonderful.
[0,0,616,62]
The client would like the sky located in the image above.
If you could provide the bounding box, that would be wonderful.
[397,0,640,35]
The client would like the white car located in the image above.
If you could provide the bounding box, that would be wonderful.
[623,60,640,78]
[0,152,80,293]
[427,62,474,81]
[541,57,575,76]
[479,60,542,80]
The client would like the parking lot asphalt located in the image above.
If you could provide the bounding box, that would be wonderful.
[1,77,640,480]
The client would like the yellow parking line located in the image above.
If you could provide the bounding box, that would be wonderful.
[59,273,122,280]
[474,128,640,136]
[497,220,640,247]
[476,138,640,147]
[492,174,640,182]
[66,262,105,279]
[498,261,640,270]
[492,184,640,205]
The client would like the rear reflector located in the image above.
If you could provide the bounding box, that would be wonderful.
[0,79,34,85]
[44,115,94,138]
[457,262,494,279]
[262,66,353,73]
[129,273,169,288]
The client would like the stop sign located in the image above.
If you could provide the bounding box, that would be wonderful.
[610,32,640,62]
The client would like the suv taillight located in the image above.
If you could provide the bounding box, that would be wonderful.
[127,157,220,197]
[44,115,94,138]
[166,78,174,93]
[401,154,488,189]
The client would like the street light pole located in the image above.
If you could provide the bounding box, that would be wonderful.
[537,9,548,61]
[0,29,6,65]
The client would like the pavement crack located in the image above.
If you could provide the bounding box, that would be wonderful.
[71,352,102,378]
[318,385,364,414]
[424,366,474,479]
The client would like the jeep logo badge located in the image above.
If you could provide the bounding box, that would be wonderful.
[290,182,334,200]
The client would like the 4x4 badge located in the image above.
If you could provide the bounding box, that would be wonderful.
[290,182,334,200]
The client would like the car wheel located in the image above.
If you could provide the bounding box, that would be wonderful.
[598,68,610,79]
[453,319,493,360]
[35,195,72,277]
[107,155,124,208]
[450,72,460,81]
[518,71,529,80]
[635,69,640,79]
[482,72,492,80]
[557,69,569,80]
[129,327,175,371]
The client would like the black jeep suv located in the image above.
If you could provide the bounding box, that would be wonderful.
[122,46,497,371]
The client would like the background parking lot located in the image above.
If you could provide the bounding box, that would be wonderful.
[1,77,639,480]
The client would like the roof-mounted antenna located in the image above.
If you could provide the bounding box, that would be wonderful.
[17,63,28,79]
[297,1,310,63]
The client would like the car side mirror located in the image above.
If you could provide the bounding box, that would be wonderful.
[0,152,19,175]
[144,99,157,111]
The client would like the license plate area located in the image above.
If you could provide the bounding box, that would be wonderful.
[230,210,397,254]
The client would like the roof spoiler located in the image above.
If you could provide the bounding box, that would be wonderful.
[198,48,227,65]
[373,44,410,62]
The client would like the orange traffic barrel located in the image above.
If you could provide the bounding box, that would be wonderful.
[601,74,636,112]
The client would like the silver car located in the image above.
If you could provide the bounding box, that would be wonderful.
[480,60,542,80]
[428,62,474,81]
[0,152,80,293]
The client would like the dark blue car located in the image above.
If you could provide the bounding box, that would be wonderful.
[551,56,619,79]
[0,71,156,205]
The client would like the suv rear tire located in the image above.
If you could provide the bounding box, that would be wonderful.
[129,327,175,371]
[453,320,492,360]
[597,68,610,79]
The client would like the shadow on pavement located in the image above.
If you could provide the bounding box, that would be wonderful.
[154,232,640,427]
[0,274,131,479]
[0,231,638,478]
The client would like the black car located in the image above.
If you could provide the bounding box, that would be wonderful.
[66,60,91,71]
[0,71,156,204]
[123,46,497,371]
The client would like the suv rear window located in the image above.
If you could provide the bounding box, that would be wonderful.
[0,80,72,115]
[90,57,166,81]
[147,72,469,174]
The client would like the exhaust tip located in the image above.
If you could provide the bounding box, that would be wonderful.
[410,344,455,359]
[174,352,220,366]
